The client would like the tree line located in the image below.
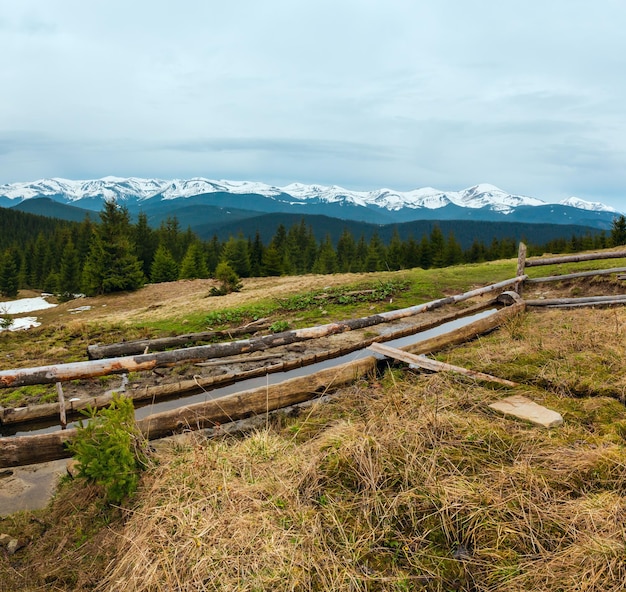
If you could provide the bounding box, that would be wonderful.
[1,201,625,298]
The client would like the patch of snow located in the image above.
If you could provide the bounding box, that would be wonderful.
[0,297,56,314]
[68,305,92,314]
[0,317,41,332]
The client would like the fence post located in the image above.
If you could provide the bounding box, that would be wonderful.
[516,242,527,296]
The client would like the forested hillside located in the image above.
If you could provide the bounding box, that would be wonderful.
[1,203,623,299]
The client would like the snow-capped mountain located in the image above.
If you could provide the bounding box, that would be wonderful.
[0,176,606,210]
[0,177,621,229]
[558,196,619,214]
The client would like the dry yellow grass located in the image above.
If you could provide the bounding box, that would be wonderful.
[2,273,626,591]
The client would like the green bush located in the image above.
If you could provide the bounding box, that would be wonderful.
[69,394,149,504]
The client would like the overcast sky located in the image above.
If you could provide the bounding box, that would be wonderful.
[1,1,625,209]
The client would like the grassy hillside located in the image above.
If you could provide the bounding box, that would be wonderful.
[1,257,625,591]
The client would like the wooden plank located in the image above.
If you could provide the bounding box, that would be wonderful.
[526,266,626,283]
[525,251,626,268]
[369,342,518,387]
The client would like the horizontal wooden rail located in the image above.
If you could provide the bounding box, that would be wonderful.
[525,267,626,283]
[524,250,626,268]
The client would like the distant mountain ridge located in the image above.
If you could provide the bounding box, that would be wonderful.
[0,177,621,229]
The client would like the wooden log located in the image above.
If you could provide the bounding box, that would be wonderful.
[525,251,626,268]
[0,302,524,467]
[0,300,496,426]
[525,267,626,283]
[368,342,518,387]
[87,318,271,359]
[56,382,66,429]
[0,278,525,389]
[403,301,525,356]
[526,295,626,307]
[377,276,526,321]
[516,242,527,296]
[0,429,77,467]
[195,353,283,367]
[136,357,377,441]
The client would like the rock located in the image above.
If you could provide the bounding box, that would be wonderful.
[7,538,27,555]
[0,532,11,546]
[488,395,563,428]
[66,459,80,479]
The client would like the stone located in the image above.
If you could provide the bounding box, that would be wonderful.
[7,538,26,554]
[0,532,11,546]
[488,395,563,428]
[66,459,80,479]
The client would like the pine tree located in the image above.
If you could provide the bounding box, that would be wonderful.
[261,244,283,276]
[313,234,339,274]
[220,235,251,278]
[58,238,81,300]
[365,233,385,272]
[150,245,179,283]
[81,201,145,296]
[249,232,264,277]
[337,229,357,272]
[0,249,19,297]
[386,228,404,270]
[179,242,209,279]
[430,225,446,267]
[610,215,626,246]
[133,212,158,277]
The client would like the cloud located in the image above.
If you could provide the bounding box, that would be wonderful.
[0,1,625,209]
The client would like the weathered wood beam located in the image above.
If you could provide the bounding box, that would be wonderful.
[369,342,518,387]
[526,295,626,307]
[525,251,626,268]
[86,318,271,360]
[525,266,626,283]
[516,242,527,296]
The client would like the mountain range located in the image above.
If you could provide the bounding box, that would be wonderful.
[0,177,621,237]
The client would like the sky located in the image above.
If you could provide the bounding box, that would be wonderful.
[1,0,625,209]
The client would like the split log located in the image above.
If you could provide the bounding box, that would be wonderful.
[516,242,527,296]
[525,251,626,268]
[402,301,525,357]
[525,267,626,283]
[0,302,526,467]
[526,295,626,307]
[87,318,271,359]
[368,342,518,387]
[0,277,526,390]
[0,300,496,426]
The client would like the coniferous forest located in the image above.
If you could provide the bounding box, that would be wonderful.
[0,201,624,299]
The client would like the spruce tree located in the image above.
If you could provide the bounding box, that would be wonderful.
[337,229,357,272]
[81,200,145,296]
[150,245,179,283]
[610,215,626,246]
[313,234,339,274]
[220,235,251,277]
[0,250,19,297]
[58,238,81,300]
[179,242,209,279]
